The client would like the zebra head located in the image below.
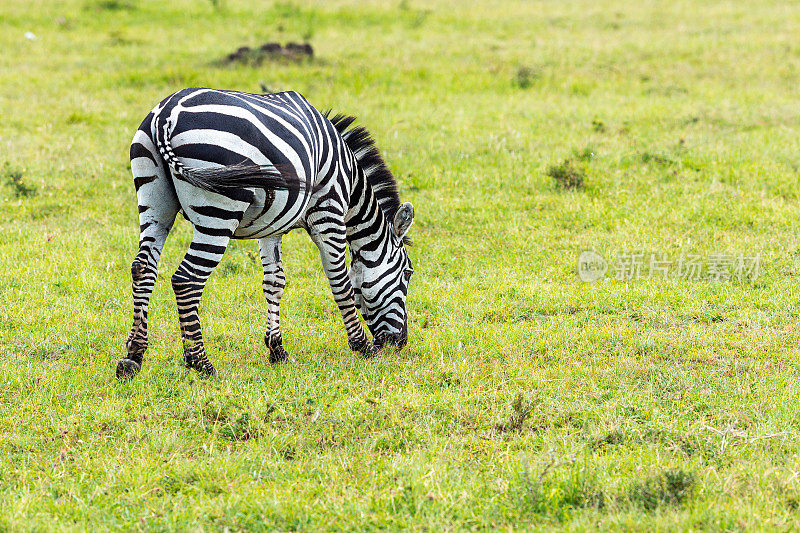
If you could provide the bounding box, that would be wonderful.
[350,202,415,349]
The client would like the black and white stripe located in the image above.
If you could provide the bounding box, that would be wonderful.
[118,88,414,379]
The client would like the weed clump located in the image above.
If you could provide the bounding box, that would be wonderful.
[513,66,539,89]
[201,397,257,441]
[3,165,37,198]
[66,111,93,124]
[508,465,605,521]
[628,468,696,510]
[591,430,624,449]
[546,159,585,190]
[437,371,460,388]
[640,151,676,166]
[219,412,254,441]
[495,393,534,433]
[572,146,595,162]
[372,428,415,453]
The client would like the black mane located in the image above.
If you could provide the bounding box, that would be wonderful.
[325,112,402,222]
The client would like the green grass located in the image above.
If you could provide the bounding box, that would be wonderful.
[2,0,800,530]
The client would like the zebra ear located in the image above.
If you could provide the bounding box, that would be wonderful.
[392,202,414,239]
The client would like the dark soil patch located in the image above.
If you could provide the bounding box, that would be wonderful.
[220,42,314,66]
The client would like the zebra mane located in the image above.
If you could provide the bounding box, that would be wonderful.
[325,112,404,226]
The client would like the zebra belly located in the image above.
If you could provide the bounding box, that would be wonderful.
[232,188,309,239]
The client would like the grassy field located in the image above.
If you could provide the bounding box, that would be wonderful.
[2,0,800,530]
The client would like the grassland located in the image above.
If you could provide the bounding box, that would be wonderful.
[2,0,800,530]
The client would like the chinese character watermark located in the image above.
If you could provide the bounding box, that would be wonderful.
[578,251,761,282]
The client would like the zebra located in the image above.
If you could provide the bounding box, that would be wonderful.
[117,88,415,380]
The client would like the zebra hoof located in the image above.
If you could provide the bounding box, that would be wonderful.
[184,356,218,380]
[116,358,141,380]
[348,336,376,355]
[361,343,379,359]
[269,346,289,365]
[183,352,203,371]
[363,348,379,359]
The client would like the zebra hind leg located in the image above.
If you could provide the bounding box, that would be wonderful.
[172,227,237,379]
[117,234,168,380]
[117,139,179,379]
[258,235,288,364]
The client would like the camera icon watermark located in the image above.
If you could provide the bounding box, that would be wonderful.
[578,251,761,282]
[577,251,608,282]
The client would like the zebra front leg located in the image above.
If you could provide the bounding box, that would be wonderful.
[171,228,234,379]
[310,228,377,357]
[258,235,289,364]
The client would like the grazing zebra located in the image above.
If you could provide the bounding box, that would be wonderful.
[117,88,415,379]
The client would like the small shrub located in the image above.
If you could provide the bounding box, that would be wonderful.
[88,0,135,11]
[591,119,606,132]
[546,159,585,190]
[628,468,696,510]
[514,66,539,89]
[3,165,37,198]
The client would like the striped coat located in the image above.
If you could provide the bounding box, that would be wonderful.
[118,88,414,379]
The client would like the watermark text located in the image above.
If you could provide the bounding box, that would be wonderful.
[578,251,761,282]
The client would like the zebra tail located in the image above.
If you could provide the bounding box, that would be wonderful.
[175,161,304,195]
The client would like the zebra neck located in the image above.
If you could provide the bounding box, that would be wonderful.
[345,179,392,260]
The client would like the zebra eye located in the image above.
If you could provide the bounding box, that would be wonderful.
[403,269,413,281]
